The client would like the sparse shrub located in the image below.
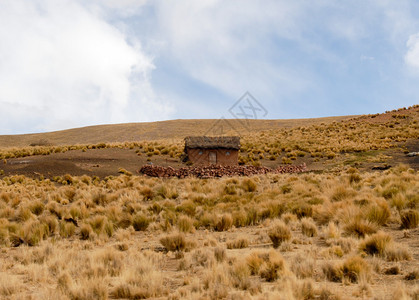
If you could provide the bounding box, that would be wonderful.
[343,218,377,238]
[292,204,313,219]
[246,252,264,275]
[324,221,340,239]
[177,215,194,233]
[232,210,247,227]
[118,168,132,176]
[322,262,343,282]
[176,200,196,217]
[280,184,292,194]
[246,207,259,225]
[29,201,44,216]
[140,186,154,200]
[326,151,336,159]
[21,220,48,246]
[227,237,249,249]
[242,178,257,192]
[149,202,163,214]
[331,185,353,202]
[132,213,150,231]
[16,207,33,222]
[268,220,291,248]
[282,157,292,164]
[197,212,215,229]
[400,209,419,229]
[301,218,318,237]
[290,254,315,278]
[322,245,344,258]
[341,256,371,283]
[281,212,298,224]
[390,194,407,211]
[59,222,76,238]
[117,213,133,229]
[349,173,361,184]
[334,238,353,254]
[160,233,186,252]
[260,250,286,282]
[230,260,251,290]
[359,231,392,256]
[214,247,226,263]
[92,191,109,206]
[80,224,93,240]
[40,216,58,235]
[382,185,401,199]
[365,201,390,226]
[89,215,106,235]
[215,214,233,232]
[383,266,400,275]
[0,228,9,246]
[385,245,411,261]
[404,270,419,280]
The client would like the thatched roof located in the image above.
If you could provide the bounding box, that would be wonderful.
[185,136,240,150]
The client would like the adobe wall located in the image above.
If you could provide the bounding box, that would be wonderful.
[187,148,238,166]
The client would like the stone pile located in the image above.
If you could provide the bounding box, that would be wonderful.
[139,163,307,179]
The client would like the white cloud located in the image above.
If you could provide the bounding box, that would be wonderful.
[153,0,312,99]
[0,0,172,134]
[405,33,419,69]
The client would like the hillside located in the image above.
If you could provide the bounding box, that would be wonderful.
[0,116,354,148]
[0,106,417,178]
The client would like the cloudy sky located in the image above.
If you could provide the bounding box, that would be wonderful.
[1,1,419,134]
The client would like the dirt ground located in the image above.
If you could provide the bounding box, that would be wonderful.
[0,148,184,179]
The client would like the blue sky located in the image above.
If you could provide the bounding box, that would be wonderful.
[1,0,419,134]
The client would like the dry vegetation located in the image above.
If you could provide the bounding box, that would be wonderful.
[0,164,418,299]
[0,106,418,299]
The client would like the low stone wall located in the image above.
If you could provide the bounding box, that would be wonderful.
[139,163,307,179]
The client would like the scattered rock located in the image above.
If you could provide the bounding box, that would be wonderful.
[139,164,307,178]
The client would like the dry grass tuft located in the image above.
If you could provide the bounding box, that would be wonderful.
[341,256,371,283]
[227,237,249,249]
[404,270,419,280]
[246,252,264,275]
[343,218,378,238]
[214,247,226,263]
[160,233,187,252]
[260,250,286,282]
[215,214,233,232]
[132,213,150,231]
[400,209,419,229]
[80,224,94,240]
[383,266,400,275]
[177,215,195,233]
[384,245,412,261]
[365,201,391,226]
[359,231,392,256]
[290,254,315,279]
[323,221,341,239]
[301,217,318,237]
[268,220,291,248]
[322,262,343,282]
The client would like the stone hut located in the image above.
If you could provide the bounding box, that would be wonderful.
[184,136,240,166]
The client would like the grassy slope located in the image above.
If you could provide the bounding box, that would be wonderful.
[0,116,355,148]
